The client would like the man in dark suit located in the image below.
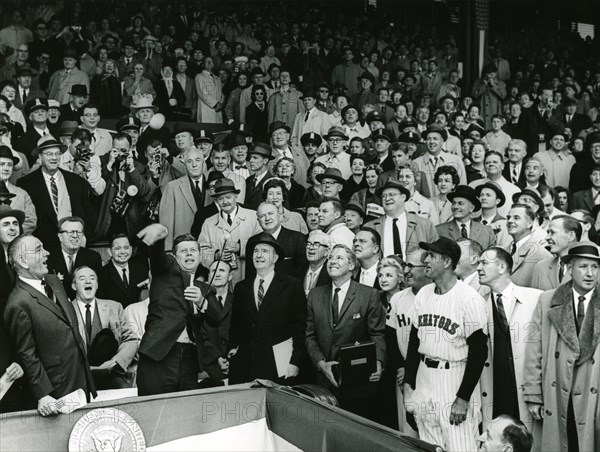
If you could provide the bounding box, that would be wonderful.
[503,139,528,188]
[13,66,46,111]
[4,235,96,416]
[245,143,274,210]
[303,230,332,297]
[60,84,88,123]
[245,202,307,279]
[228,233,306,384]
[559,98,592,140]
[190,171,223,238]
[16,98,52,165]
[305,244,385,416]
[572,163,600,212]
[135,224,220,396]
[200,260,233,386]
[47,216,102,300]
[436,185,496,250]
[97,234,149,307]
[352,227,381,290]
[153,62,187,121]
[17,138,96,251]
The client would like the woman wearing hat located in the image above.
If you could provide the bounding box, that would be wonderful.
[90,58,122,118]
[263,178,308,234]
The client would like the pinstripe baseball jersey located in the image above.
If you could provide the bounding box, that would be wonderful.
[389,287,416,360]
[409,280,488,362]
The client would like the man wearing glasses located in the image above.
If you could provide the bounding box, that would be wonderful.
[80,104,112,157]
[315,126,351,178]
[302,230,332,297]
[47,216,102,299]
[17,136,96,251]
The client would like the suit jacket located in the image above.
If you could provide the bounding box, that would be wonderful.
[60,103,83,123]
[303,264,332,296]
[4,275,96,402]
[228,272,306,383]
[290,109,331,150]
[116,55,143,81]
[365,212,439,260]
[47,247,102,300]
[17,168,96,251]
[13,88,47,111]
[190,202,219,238]
[201,291,232,381]
[138,240,219,363]
[154,79,187,119]
[97,260,149,308]
[572,189,595,212]
[244,171,273,210]
[436,219,496,250]
[353,263,381,290]
[479,284,542,431]
[159,175,204,250]
[511,235,553,287]
[245,227,308,280]
[5,181,37,234]
[16,127,45,165]
[72,298,138,372]
[305,280,386,389]
[531,255,571,291]
[502,163,547,189]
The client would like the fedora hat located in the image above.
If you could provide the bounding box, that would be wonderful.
[268,121,290,136]
[358,71,375,84]
[375,179,410,199]
[32,136,67,159]
[24,97,48,115]
[247,142,274,160]
[419,237,461,266]
[324,126,348,141]
[59,120,79,137]
[250,232,285,262]
[464,122,485,137]
[205,170,225,189]
[512,189,544,213]
[15,66,37,77]
[130,96,159,112]
[63,48,78,59]
[475,181,506,207]
[447,185,481,211]
[0,145,20,165]
[562,241,600,264]
[69,84,88,97]
[300,89,317,100]
[315,167,345,185]
[228,132,249,148]
[0,203,25,225]
[423,124,448,142]
[344,203,366,220]
[173,124,197,138]
[211,178,240,197]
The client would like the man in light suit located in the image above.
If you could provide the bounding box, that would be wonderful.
[455,238,488,297]
[0,146,36,233]
[228,233,306,385]
[269,121,310,187]
[572,163,600,212]
[507,203,552,287]
[478,247,542,432]
[365,179,438,262]
[436,185,496,250]
[305,244,385,417]
[198,178,262,285]
[303,230,332,296]
[159,148,206,250]
[290,90,331,150]
[71,266,138,389]
[531,215,581,291]
[4,235,96,416]
[244,143,274,210]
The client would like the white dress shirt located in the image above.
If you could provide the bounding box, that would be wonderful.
[76,298,97,325]
[572,288,593,316]
[19,276,46,297]
[254,270,275,308]
[332,278,352,313]
[305,264,324,295]
[383,211,408,259]
[359,260,379,286]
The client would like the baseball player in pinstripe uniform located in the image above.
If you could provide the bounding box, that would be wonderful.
[403,237,489,451]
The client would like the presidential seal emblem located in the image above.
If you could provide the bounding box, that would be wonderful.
[68,407,146,451]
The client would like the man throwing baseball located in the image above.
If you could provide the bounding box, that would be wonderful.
[403,237,488,451]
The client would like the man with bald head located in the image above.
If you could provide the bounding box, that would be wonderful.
[5,234,95,415]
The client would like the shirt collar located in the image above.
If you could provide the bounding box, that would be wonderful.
[333,277,352,292]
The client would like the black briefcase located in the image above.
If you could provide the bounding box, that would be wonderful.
[338,341,377,400]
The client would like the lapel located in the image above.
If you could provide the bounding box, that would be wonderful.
[512,236,534,272]
[178,177,197,212]
[584,190,594,211]
[22,278,68,323]
[72,300,87,346]
[406,214,416,244]
[96,299,110,330]
[34,170,57,221]
[446,221,460,240]
[338,281,358,321]
[220,292,233,320]
[578,287,600,364]
[244,278,259,317]
[109,263,128,293]
[548,283,580,354]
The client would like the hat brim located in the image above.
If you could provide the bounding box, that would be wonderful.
[211,187,241,197]
[0,207,25,225]
[373,134,392,142]
[269,125,291,135]
[32,142,68,159]
[27,105,49,114]
[324,133,349,141]
[375,183,410,199]
[475,184,506,207]
[423,129,448,141]
[252,239,285,261]
[418,241,457,262]
[447,192,482,211]
[562,253,600,263]
[315,173,345,185]
[247,150,275,160]
[131,104,159,112]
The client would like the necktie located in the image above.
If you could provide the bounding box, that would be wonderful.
[194,180,201,198]
[332,287,340,324]
[49,176,59,211]
[576,295,586,334]
[42,280,54,301]
[558,261,565,283]
[494,293,509,333]
[482,219,488,226]
[85,304,92,344]
[257,279,264,308]
[460,223,468,239]
[227,214,233,226]
[22,89,27,104]
[218,295,224,306]
[432,156,438,168]
[392,218,403,257]
[68,254,74,274]
[511,165,518,184]
[305,271,316,293]
[235,164,247,170]
[510,242,517,256]
[126,58,131,65]
[122,268,129,287]
[305,111,310,122]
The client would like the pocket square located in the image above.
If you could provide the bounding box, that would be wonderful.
[352,313,361,319]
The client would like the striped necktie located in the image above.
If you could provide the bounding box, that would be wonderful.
[50,176,59,211]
